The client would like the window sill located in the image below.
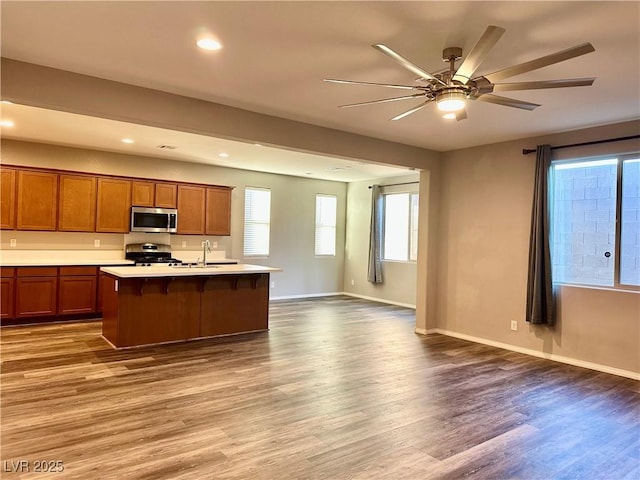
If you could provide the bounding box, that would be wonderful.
[382,259,417,265]
[554,282,639,294]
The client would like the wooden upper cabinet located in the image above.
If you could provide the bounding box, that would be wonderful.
[0,169,16,230]
[16,170,58,231]
[132,181,176,208]
[96,178,131,233]
[155,183,177,209]
[58,174,97,232]
[131,181,155,207]
[206,187,232,236]
[177,185,205,234]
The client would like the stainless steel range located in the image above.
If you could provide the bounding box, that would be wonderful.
[125,243,183,266]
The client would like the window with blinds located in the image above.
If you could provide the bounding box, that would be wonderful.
[315,194,337,256]
[243,187,271,256]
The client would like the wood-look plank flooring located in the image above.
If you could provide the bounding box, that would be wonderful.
[1,295,639,479]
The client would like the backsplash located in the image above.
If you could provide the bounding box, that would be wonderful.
[0,230,232,256]
[0,231,123,250]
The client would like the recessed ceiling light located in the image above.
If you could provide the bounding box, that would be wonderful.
[218,152,229,158]
[0,120,15,127]
[121,138,134,144]
[197,38,222,51]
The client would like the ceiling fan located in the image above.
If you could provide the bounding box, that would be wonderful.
[324,26,596,121]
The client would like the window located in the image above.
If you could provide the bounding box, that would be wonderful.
[550,155,639,287]
[243,187,271,256]
[315,195,337,256]
[383,192,419,262]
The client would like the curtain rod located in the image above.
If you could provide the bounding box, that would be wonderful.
[522,134,640,155]
[368,181,419,189]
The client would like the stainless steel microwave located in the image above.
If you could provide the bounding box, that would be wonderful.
[130,207,178,233]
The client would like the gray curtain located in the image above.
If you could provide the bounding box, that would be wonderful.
[526,144,555,325]
[367,185,384,284]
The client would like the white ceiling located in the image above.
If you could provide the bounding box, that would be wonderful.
[1,1,639,177]
[0,103,414,182]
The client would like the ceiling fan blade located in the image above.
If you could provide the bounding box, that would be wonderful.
[492,78,596,92]
[338,93,426,108]
[484,43,595,83]
[391,101,433,121]
[452,25,506,84]
[372,44,447,86]
[455,109,468,121]
[475,94,540,110]
[324,78,418,90]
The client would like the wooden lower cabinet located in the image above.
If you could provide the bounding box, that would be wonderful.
[58,267,98,315]
[3,266,105,323]
[102,273,270,348]
[16,267,58,318]
[102,276,201,347]
[200,274,269,336]
[1,268,16,320]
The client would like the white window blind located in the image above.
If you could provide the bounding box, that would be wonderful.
[243,187,271,256]
[315,194,337,256]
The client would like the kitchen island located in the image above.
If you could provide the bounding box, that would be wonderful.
[100,264,282,348]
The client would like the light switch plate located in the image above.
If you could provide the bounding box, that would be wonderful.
[10,238,16,247]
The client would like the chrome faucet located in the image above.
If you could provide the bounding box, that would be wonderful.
[200,240,211,266]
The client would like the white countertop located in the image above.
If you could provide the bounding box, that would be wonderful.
[0,249,237,267]
[101,264,282,278]
[0,250,134,267]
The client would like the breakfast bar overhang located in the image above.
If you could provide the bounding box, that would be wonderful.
[100,264,282,348]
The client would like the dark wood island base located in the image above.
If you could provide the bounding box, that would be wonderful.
[101,272,271,348]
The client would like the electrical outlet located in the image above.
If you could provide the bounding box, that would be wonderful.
[271,281,275,289]
[10,238,16,247]
[181,241,187,248]
[212,241,218,249]
[94,239,100,248]
[510,320,518,331]
[351,279,355,286]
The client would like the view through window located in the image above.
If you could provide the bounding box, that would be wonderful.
[551,155,639,287]
[383,192,419,262]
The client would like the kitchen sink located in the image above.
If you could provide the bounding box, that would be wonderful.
[172,264,221,269]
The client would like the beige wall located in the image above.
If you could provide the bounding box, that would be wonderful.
[3,58,637,376]
[1,140,347,298]
[343,173,420,307]
[437,120,640,375]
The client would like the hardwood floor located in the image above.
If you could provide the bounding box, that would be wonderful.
[1,295,638,479]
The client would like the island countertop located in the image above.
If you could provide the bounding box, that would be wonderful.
[101,263,282,278]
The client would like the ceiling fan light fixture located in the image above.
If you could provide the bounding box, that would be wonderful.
[436,90,466,112]
[442,113,457,120]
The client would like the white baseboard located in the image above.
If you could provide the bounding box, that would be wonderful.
[414,328,429,335]
[342,292,416,309]
[429,328,640,381]
[272,291,416,309]
[270,292,344,301]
